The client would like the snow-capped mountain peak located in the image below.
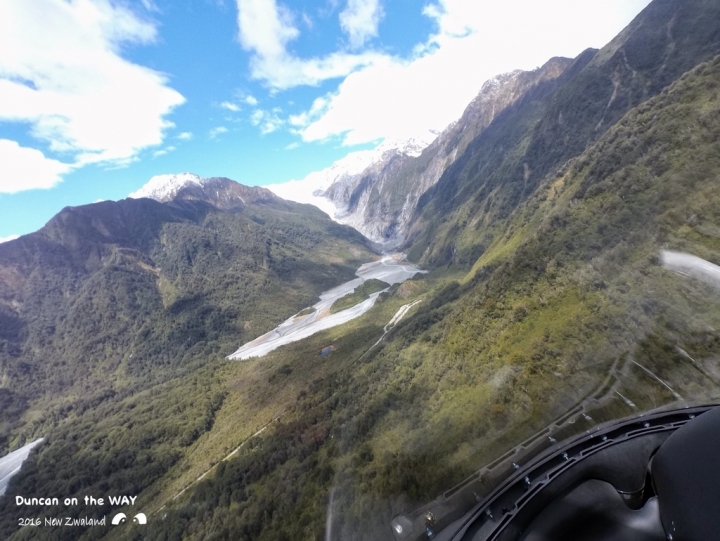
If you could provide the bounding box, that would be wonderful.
[264,133,438,216]
[375,131,439,157]
[128,172,204,202]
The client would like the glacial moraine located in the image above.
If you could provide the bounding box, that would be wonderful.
[228,253,425,360]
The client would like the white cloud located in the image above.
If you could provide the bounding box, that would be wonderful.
[177,131,193,140]
[244,95,259,106]
[293,0,653,146]
[301,12,313,29]
[221,101,241,111]
[0,0,184,190]
[209,126,229,138]
[250,108,283,134]
[153,145,176,158]
[250,110,264,125]
[140,0,160,12]
[235,0,383,88]
[0,139,73,194]
[339,0,384,48]
[0,234,20,244]
[288,96,328,127]
[237,0,298,58]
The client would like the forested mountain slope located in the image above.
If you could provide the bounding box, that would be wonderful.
[407,0,720,266]
[0,180,374,452]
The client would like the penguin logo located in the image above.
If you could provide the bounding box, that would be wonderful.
[111,513,127,525]
[133,513,147,525]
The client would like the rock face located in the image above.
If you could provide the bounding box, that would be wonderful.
[316,58,574,245]
[265,135,437,224]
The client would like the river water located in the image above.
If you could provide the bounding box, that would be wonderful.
[227,254,425,360]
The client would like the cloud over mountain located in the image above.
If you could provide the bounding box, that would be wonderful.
[0,0,184,193]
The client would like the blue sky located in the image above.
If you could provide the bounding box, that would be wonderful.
[0,0,652,241]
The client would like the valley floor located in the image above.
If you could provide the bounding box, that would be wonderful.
[228,254,426,359]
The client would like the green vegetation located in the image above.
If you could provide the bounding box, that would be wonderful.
[329,278,390,314]
[0,192,376,540]
[408,0,720,268]
[296,307,316,317]
[0,196,373,421]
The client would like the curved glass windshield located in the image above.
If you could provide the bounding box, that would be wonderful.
[387,244,720,539]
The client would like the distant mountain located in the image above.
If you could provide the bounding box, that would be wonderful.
[265,134,437,229]
[323,58,574,245]
[269,61,574,245]
[0,176,374,450]
[129,172,206,201]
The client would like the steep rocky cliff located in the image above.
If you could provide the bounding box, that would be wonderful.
[321,57,574,245]
[406,0,720,267]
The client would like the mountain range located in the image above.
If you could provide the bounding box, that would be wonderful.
[1,0,720,540]
[265,134,437,238]
[270,57,574,246]
[0,178,373,444]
